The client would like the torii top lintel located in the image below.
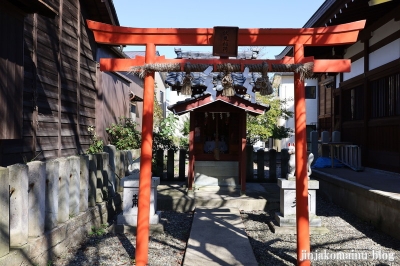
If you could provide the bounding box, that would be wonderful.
[87,19,366,47]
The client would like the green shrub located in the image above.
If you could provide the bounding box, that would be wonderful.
[86,126,104,154]
[106,117,141,150]
[89,223,108,236]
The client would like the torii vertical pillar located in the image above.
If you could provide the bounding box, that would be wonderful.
[136,43,155,266]
[294,44,310,266]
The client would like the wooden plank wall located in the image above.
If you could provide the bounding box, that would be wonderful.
[0,4,24,140]
[0,0,97,166]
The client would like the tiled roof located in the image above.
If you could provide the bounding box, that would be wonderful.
[165,72,261,90]
[167,92,269,116]
[124,51,160,58]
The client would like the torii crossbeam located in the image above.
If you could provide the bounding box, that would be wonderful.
[87,19,365,266]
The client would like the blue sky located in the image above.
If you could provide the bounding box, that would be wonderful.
[113,0,326,59]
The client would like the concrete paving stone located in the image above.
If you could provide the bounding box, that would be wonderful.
[183,207,258,266]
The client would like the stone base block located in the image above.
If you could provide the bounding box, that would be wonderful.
[268,219,329,235]
[194,161,239,187]
[113,223,164,235]
[275,212,322,227]
[117,211,161,226]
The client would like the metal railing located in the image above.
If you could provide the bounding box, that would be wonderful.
[334,145,364,171]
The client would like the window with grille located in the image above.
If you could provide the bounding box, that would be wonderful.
[305,86,316,99]
[342,85,364,121]
[370,73,400,118]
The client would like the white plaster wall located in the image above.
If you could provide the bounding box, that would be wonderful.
[370,19,400,46]
[276,75,318,150]
[369,39,400,70]
[344,41,363,59]
[154,73,166,116]
[343,58,364,81]
[335,74,340,88]
[343,19,400,81]
[166,88,189,137]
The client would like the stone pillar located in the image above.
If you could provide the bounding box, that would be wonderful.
[117,175,160,226]
[119,150,127,179]
[256,149,265,182]
[246,144,254,181]
[96,169,104,203]
[123,150,130,176]
[281,149,289,179]
[167,149,174,180]
[101,152,110,195]
[57,158,70,223]
[79,155,89,212]
[8,164,29,247]
[178,149,186,181]
[88,154,97,207]
[95,153,109,203]
[155,149,164,179]
[68,156,80,217]
[45,160,59,231]
[321,131,330,143]
[27,161,46,237]
[104,145,117,195]
[115,150,124,192]
[332,131,341,142]
[275,178,321,227]
[269,149,277,182]
[321,131,330,157]
[310,131,319,164]
[0,167,10,257]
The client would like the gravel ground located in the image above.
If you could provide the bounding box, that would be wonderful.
[242,195,400,266]
[51,193,400,266]
[52,211,193,266]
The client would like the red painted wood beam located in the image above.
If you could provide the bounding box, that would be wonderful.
[136,43,155,266]
[294,44,310,266]
[99,57,351,73]
[87,19,366,46]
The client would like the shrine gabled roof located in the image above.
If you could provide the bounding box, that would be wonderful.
[167,92,269,116]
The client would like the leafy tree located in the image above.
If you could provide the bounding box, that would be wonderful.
[152,113,179,152]
[247,92,293,144]
[179,118,190,150]
[153,90,164,130]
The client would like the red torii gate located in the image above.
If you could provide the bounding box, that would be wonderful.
[87,19,365,266]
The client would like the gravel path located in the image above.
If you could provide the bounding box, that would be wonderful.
[242,195,400,265]
[50,193,400,266]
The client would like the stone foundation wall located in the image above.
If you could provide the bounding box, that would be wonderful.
[0,146,140,265]
[0,203,107,266]
[312,170,400,241]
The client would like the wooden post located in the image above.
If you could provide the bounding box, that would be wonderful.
[256,149,265,182]
[294,44,310,266]
[136,43,155,266]
[269,149,277,181]
[240,112,247,193]
[188,112,195,190]
[178,149,186,181]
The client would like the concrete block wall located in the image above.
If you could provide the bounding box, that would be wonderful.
[0,145,139,265]
[312,170,400,241]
